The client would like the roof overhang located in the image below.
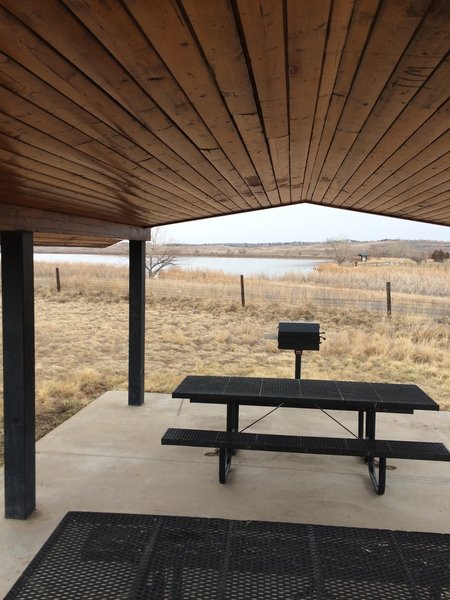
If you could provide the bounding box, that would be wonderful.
[0,0,449,246]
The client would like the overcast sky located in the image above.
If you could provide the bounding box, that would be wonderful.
[161,203,450,244]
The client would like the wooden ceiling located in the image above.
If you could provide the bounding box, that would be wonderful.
[0,0,449,244]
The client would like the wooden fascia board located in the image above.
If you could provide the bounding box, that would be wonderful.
[0,203,150,241]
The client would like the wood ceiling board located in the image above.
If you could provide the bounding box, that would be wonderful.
[331,59,450,206]
[2,0,215,151]
[187,1,280,207]
[287,0,331,197]
[0,88,229,219]
[0,184,172,228]
[63,0,268,209]
[303,0,356,199]
[312,0,429,203]
[0,144,206,225]
[0,175,201,226]
[370,181,450,215]
[305,0,379,199]
[2,67,241,214]
[365,165,450,212]
[347,144,450,208]
[126,0,277,207]
[236,0,290,204]
[327,2,450,205]
[348,124,450,211]
[0,4,249,214]
[400,192,450,217]
[0,134,216,222]
[0,131,204,211]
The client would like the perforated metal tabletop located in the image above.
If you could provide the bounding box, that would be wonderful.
[173,376,439,412]
[6,512,449,599]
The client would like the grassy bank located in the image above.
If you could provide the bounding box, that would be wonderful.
[0,261,449,463]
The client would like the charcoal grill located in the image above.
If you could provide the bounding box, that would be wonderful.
[278,321,325,378]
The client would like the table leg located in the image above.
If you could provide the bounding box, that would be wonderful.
[368,457,386,495]
[219,403,239,484]
[366,409,376,439]
[358,411,365,438]
[365,410,386,494]
[227,402,239,432]
[219,448,232,483]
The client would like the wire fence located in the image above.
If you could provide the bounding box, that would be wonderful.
[32,264,449,319]
[146,278,450,318]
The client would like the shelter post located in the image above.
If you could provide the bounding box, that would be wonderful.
[1,231,36,519]
[128,240,145,406]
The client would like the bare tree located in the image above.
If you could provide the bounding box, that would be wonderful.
[411,252,426,265]
[327,238,351,265]
[388,240,410,259]
[145,227,178,278]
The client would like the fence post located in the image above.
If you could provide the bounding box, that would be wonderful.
[386,281,391,318]
[240,274,245,307]
[55,267,61,292]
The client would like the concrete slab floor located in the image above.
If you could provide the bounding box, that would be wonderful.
[1,391,449,596]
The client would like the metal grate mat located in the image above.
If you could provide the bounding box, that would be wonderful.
[6,512,450,599]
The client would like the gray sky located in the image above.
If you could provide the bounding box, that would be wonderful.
[161,203,450,244]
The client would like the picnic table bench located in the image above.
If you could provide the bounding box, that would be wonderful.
[162,376,450,494]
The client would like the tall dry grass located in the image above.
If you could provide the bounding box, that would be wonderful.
[290,261,450,297]
[0,260,448,464]
[153,262,450,316]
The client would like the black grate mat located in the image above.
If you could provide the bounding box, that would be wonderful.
[6,512,450,599]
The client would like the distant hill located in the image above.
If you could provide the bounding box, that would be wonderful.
[35,239,450,261]
[168,239,450,260]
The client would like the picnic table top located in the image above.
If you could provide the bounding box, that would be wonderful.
[7,511,450,599]
[172,375,439,412]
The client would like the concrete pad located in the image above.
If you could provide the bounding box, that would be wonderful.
[1,391,449,596]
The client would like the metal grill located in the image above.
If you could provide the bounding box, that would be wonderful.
[277,321,324,379]
[277,321,322,350]
[7,512,450,599]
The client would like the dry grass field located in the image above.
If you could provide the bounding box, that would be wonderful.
[0,260,449,463]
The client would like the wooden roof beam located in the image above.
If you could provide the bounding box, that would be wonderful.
[0,203,150,241]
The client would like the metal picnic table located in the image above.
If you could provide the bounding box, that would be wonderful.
[165,376,447,493]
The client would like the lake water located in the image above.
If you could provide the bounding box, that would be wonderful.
[34,253,326,276]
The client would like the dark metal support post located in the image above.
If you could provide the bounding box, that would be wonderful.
[128,240,145,406]
[1,231,35,519]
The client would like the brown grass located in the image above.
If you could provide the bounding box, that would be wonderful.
[0,261,448,464]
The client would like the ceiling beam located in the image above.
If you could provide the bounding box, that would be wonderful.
[0,203,150,241]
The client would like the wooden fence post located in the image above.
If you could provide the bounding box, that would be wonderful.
[386,281,391,318]
[55,267,61,292]
[240,274,245,307]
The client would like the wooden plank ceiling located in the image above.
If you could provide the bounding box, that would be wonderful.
[0,0,449,245]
